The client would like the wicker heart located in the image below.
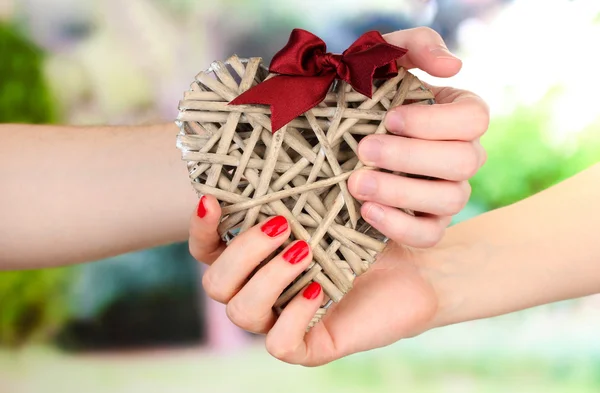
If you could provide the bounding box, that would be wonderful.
[176,55,434,329]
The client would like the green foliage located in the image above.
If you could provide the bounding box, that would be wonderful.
[470,92,600,211]
[0,22,68,347]
[0,21,57,123]
[0,269,69,347]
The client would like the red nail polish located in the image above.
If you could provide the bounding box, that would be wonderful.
[303,282,321,300]
[197,196,207,218]
[261,216,288,237]
[283,241,309,264]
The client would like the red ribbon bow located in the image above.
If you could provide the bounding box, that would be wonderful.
[229,29,408,132]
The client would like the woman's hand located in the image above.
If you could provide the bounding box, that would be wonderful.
[187,27,492,366]
[191,199,440,366]
[191,165,600,366]
[346,28,489,248]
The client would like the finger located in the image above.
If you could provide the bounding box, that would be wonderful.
[357,135,483,181]
[361,202,447,248]
[474,138,488,167]
[439,215,453,228]
[349,170,471,216]
[265,282,324,365]
[226,240,312,334]
[189,195,225,265]
[384,88,490,141]
[202,215,290,304]
[383,27,462,78]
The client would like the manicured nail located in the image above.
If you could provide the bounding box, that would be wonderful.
[283,241,309,264]
[429,45,458,60]
[357,172,377,197]
[365,204,385,224]
[384,111,404,135]
[197,196,208,218]
[303,282,321,300]
[358,137,382,164]
[261,216,288,237]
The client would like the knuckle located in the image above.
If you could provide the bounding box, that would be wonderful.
[378,137,394,165]
[390,184,407,207]
[440,215,453,228]
[202,271,227,303]
[444,182,470,215]
[304,359,329,367]
[421,225,444,248]
[228,300,273,334]
[188,242,202,261]
[226,300,258,332]
[455,149,480,179]
[420,236,439,249]
[479,145,488,166]
[468,100,490,138]
[389,214,410,243]
[415,26,442,42]
[265,336,294,362]
[396,139,414,171]
[461,180,473,200]
[444,198,463,217]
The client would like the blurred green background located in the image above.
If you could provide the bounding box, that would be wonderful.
[1,0,599,392]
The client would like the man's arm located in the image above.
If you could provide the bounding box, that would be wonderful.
[0,123,197,269]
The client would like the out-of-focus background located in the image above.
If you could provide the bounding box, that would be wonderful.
[1,0,600,392]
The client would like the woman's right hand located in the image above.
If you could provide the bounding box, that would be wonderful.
[190,196,443,366]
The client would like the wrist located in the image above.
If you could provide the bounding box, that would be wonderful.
[418,224,497,331]
[419,241,471,330]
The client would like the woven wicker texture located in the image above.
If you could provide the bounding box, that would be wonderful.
[176,55,434,328]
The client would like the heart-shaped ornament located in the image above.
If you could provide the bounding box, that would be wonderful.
[176,47,434,329]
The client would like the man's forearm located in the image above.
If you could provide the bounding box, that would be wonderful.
[427,162,600,328]
[0,123,197,269]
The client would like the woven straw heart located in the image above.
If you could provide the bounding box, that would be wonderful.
[176,55,434,329]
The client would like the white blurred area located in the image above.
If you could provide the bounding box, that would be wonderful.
[3,0,598,141]
[447,0,600,141]
[274,0,439,26]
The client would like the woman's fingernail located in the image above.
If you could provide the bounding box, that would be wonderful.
[357,172,377,197]
[283,241,310,264]
[303,282,321,300]
[429,45,458,60]
[384,111,405,135]
[365,204,385,224]
[261,216,288,237]
[359,137,383,164]
[197,196,208,218]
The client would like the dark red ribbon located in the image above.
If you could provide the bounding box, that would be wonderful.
[229,29,408,132]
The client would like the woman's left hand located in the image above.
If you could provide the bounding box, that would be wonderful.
[347,81,489,248]
[346,28,489,248]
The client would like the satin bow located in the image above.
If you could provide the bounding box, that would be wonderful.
[229,28,408,132]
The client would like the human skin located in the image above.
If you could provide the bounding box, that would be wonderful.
[0,27,486,269]
[0,123,197,269]
[191,163,600,367]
